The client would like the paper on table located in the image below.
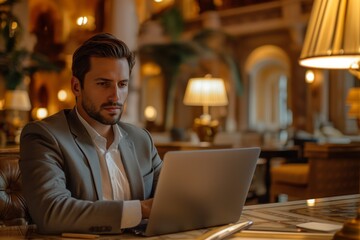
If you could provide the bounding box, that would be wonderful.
[296,222,342,232]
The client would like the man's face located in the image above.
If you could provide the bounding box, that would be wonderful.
[73,57,130,127]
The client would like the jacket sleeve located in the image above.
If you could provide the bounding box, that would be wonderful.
[19,121,124,235]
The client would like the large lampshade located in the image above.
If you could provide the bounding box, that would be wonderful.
[300,2,360,238]
[299,0,360,69]
[346,87,360,104]
[346,87,360,118]
[4,90,31,111]
[183,77,228,109]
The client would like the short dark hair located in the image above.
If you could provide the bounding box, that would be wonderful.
[72,33,135,87]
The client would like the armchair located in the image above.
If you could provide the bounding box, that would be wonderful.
[0,154,29,226]
[270,143,360,202]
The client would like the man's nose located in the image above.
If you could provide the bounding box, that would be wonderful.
[109,86,120,102]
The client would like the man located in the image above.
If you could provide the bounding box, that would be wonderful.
[19,33,163,235]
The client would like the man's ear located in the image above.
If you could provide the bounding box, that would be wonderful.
[71,77,81,96]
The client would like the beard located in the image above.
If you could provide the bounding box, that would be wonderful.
[82,99,123,125]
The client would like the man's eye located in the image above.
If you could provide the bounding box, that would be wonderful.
[97,82,110,87]
[119,81,128,87]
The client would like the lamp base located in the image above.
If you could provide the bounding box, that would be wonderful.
[4,110,28,144]
[193,117,219,142]
[333,209,360,240]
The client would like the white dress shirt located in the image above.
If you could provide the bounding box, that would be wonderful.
[76,109,141,228]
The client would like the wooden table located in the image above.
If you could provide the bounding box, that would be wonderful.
[1,194,358,239]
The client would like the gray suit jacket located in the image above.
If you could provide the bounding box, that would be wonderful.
[19,108,163,234]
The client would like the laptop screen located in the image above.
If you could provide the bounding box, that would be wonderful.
[143,147,260,236]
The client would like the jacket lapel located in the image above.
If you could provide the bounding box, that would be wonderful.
[118,131,144,200]
[67,109,103,200]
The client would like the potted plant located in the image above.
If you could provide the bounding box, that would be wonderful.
[0,0,58,144]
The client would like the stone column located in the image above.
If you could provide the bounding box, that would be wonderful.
[104,0,141,126]
[201,11,237,132]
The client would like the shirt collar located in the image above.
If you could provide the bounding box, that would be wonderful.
[75,107,122,149]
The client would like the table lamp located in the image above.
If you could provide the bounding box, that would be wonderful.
[183,74,228,142]
[346,88,360,124]
[4,90,31,144]
[4,90,32,111]
[299,0,360,239]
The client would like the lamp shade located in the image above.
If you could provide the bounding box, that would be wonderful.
[347,103,360,118]
[299,0,360,69]
[346,87,360,104]
[183,77,228,107]
[346,88,360,119]
[4,90,32,111]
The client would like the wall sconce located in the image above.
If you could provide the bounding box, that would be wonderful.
[183,74,228,142]
[76,15,95,31]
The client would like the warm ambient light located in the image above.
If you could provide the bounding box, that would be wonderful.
[36,108,48,120]
[77,16,88,25]
[31,107,48,120]
[144,106,157,122]
[57,90,68,102]
[141,62,161,76]
[299,0,360,70]
[305,70,315,84]
[306,199,316,207]
[76,16,95,30]
[11,21,18,31]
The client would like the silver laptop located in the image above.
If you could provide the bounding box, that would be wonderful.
[133,147,260,237]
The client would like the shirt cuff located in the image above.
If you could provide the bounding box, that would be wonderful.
[121,200,142,228]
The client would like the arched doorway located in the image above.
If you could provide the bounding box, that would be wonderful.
[245,45,291,132]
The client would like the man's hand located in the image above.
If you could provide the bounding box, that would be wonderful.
[140,198,153,219]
